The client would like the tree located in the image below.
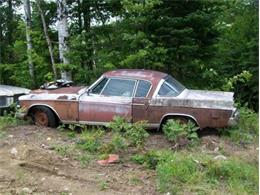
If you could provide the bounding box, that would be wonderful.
[23,0,35,85]
[36,0,57,79]
[57,0,71,80]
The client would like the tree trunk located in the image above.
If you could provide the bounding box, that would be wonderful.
[36,0,57,80]
[23,0,35,85]
[7,0,14,63]
[56,0,71,81]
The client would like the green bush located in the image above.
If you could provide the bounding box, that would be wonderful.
[107,116,131,133]
[107,117,149,148]
[162,119,199,144]
[110,133,128,152]
[223,107,258,143]
[0,114,19,130]
[125,121,149,147]
[77,129,104,153]
[99,133,128,154]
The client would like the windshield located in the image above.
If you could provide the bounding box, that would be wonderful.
[158,76,186,97]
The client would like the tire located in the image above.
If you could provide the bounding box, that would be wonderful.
[31,106,57,127]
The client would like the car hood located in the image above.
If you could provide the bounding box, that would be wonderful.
[19,86,87,101]
[0,85,30,96]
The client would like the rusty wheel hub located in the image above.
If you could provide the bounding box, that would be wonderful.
[34,111,48,126]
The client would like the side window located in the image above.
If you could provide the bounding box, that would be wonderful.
[158,82,178,97]
[101,78,136,97]
[91,78,108,94]
[135,80,151,97]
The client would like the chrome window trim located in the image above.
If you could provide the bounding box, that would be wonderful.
[86,76,104,95]
[152,79,165,98]
[100,78,111,95]
[153,79,185,98]
[90,77,109,95]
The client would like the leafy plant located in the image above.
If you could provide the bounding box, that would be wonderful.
[99,133,128,154]
[110,133,128,152]
[222,107,258,144]
[162,119,199,144]
[77,129,104,153]
[107,117,149,148]
[107,116,131,133]
[125,121,149,148]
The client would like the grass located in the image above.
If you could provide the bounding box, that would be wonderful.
[152,150,258,194]
[1,108,252,194]
[53,111,258,194]
[99,180,109,191]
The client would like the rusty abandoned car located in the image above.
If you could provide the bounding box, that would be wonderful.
[17,69,239,129]
[0,85,30,114]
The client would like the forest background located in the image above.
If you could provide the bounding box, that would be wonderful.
[0,0,258,111]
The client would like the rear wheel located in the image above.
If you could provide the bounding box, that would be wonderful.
[31,106,57,127]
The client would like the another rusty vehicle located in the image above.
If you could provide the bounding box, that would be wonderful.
[0,85,30,114]
[17,69,239,129]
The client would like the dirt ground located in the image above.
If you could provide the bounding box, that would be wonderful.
[0,125,258,195]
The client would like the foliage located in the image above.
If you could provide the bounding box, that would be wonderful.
[206,158,258,194]
[53,144,74,157]
[77,129,104,153]
[162,119,199,144]
[0,113,23,131]
[222,107,258,144]
[125,121,149,147]
[107,116,131,133]
[75,153,92,168]
[0,0,258,111]
[130,149,258,194]
[107,117,149,148]
[99,133,128,154]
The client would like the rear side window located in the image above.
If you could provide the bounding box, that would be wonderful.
[135,80,151,97]
[101,78,136,97]
[158,82,179,97]
[91,78,108,94]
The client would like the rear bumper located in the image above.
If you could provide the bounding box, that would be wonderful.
[228,109,239,126]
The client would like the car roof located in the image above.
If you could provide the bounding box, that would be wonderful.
[103,69,167,82]
[0,85,30,96]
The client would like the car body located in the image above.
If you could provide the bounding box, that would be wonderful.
[17,69,239,129]
[0,85,30,114]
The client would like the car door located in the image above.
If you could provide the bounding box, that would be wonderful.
[78,77,136,124]
[132,80,156,126]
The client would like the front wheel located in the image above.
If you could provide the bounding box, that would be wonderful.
[31,106,57,127]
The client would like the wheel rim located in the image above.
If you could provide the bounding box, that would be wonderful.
[34,111,48,126]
